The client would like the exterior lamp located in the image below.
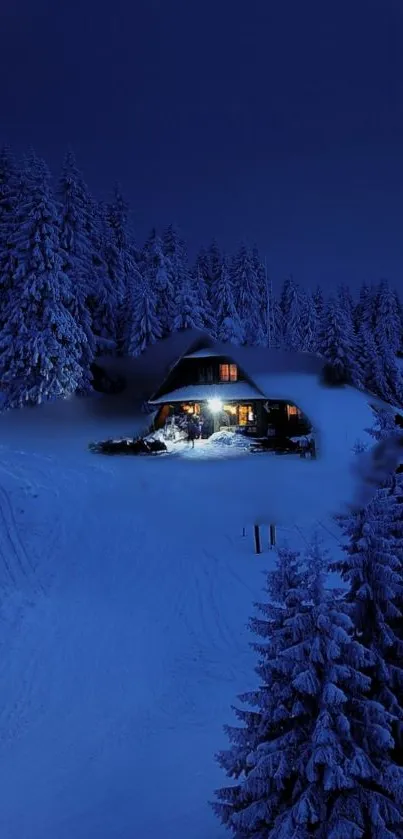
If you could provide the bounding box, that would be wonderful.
[207,397,223,414]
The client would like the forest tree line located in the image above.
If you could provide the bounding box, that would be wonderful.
[0,146,403,409]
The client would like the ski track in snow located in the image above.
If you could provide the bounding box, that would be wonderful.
[0,431,346,839]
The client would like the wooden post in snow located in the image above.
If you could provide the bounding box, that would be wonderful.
[254,525,261,554]
[269,523,277,549]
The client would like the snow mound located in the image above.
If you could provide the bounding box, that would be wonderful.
[208,430,251,449]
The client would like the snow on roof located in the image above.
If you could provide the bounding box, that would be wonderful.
[150,381,264,404]
[148,334,326,403]
[183,348,222,359]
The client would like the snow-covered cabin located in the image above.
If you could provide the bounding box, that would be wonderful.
[146,333,324,439]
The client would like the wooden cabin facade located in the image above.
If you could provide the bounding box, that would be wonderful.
[149,347,311,439]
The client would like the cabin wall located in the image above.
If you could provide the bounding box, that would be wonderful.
[153,398,311,439]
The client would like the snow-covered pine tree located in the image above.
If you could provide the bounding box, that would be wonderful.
[299,288,319,352]
[78,193,116,356]
[231,244,265,346]
[212,256,244,344]
[269,293,284,349]
[313,285,325,319]
[207,238,223,290]
[335,485,403,739]
[356,321,387,398]
[354,282,375,334]
[377,335,403,407]
[173,270,204,331]
[213,540,403,837]
[375,279,402,359]
[141,228,174,336]
[251,245,272,347]
[337,283,356,322]
[372,280,403,406]
[395,289,403,355]
[192,249,217,335]
[104,185,140,354]
[162,224,191,329]
[279,276,302,351]
[318,296,360,385]
[0,153,86,407]
[58,150,97,390]
[126,275,161,356]
[0,146,23,330]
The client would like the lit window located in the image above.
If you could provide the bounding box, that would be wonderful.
[238,405,253,426]
[223,404,237,416]
[219,363,238,382]
[287,404,301,418]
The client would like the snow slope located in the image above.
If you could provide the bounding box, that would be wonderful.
[0,384,390,838]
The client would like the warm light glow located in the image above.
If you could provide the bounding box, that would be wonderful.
[208,398,223,413]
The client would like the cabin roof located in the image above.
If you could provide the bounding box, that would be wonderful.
[150,381,264,404]
[94,329,327,408]
[148,332,326,403]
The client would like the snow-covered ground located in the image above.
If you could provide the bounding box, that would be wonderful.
[0,384,386,838]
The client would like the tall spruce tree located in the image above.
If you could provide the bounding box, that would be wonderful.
[375,280,402,358]
[251,245,272,347]
[174,271,204,331]
[0,146,23,331]
[318,296,360,385]
[299,288,319,352]
[213,541,403,837]
[354,282,375,334]
[337,284,356,322]
[192,250,216,335]
[141,228,175,336]
[207,238,223,289]
[212,256,244,344]
[58,150,96,390]
[279,276,302,351]
[104,185,140,354]
[270,293,284,349]
[313,285,325,319]
[356,321,386,397]
[162,224,188,295]
[336,484,403,734]
[231,243,265,345]
[126,275,161,356]
[0,153,86,406]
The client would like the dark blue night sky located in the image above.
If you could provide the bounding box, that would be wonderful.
[2,0,403,290]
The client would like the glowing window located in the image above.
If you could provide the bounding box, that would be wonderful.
[287,404,301,418]
[219,363,238,382]
[238,405,254,425]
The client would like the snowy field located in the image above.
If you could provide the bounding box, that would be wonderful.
[0,386,384,839]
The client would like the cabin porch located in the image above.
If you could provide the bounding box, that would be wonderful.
[153,398,311,441]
